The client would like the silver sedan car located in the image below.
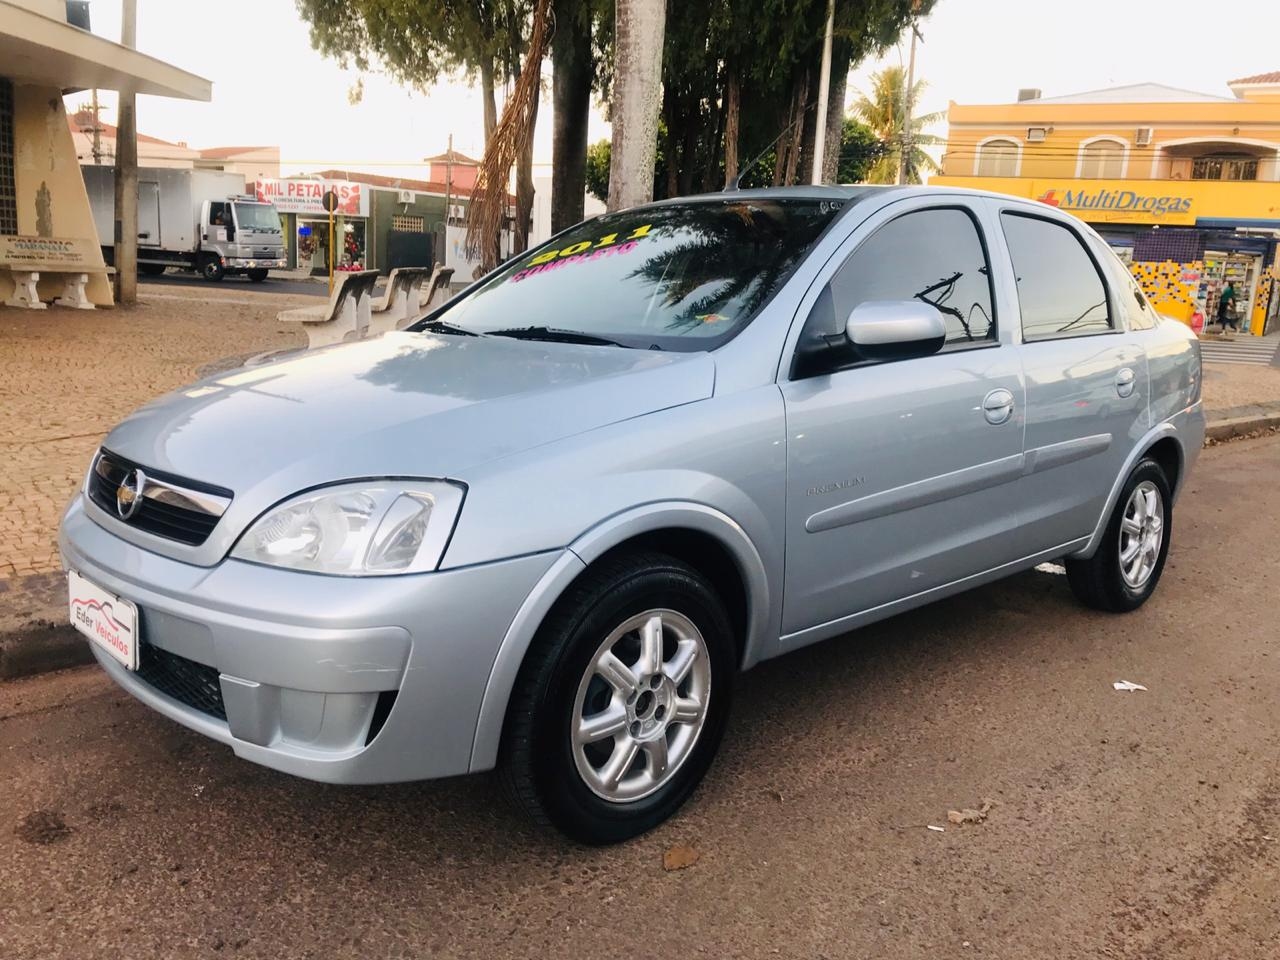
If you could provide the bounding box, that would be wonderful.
[61,186,1204,843]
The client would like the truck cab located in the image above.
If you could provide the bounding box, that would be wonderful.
[198,196,287,282]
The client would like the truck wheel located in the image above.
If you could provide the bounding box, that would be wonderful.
[200,256,225,282]
[139,263,166,277]
[500,552,735,845]
[247,269,269,283]
[1065,458,1172,613]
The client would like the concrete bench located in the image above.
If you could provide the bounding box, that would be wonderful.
[422,265,456,313]
[366,266,434,336]
[276,270,380,349]
[0,236,106,310]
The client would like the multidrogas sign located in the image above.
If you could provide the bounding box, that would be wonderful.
[1038,188,1193,218]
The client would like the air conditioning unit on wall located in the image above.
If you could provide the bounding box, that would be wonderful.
[397,190,413,203]
[1135,128,1153,147]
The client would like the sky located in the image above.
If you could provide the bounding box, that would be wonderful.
[69,0,1280,179]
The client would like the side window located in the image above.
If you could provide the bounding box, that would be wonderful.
[797,207,996,370]
[1001,213,1113,341]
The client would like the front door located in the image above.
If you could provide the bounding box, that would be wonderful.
[779,201,1026,640]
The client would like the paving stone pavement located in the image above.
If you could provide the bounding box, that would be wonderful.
[0,286,307,580]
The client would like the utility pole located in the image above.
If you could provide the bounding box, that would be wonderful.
[896,19,921,186]
[89,89,102,164]
[810,0,835,184]
[443,133,453,266]
[113,0,138,303]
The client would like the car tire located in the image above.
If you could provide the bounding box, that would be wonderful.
[1065,458,1172,613]
[139,263,166,277]
[500,551,735,845]
[200,256,225,282]
[247,269,269,282]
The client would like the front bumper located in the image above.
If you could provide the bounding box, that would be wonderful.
[59,495,561,784]
[226,258,287,269]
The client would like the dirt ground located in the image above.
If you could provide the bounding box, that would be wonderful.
[1,435,1277,960]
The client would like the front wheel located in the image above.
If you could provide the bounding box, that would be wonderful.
[200,255,225,282]
[1066,458,1172,612]
[247,268,269,282]
[501,552,735,844]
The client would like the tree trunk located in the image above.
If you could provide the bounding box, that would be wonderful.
[701,90,724,192]
[551,0,592,232]
[783,69,808,186]
[480,58,498,145]
[722,68,740,188]
[798,66,820,183]
[662,85,679,199]
[608,0,666,211]
[515,76,539,253]
[820,39,852,183]
[677,105,698,196]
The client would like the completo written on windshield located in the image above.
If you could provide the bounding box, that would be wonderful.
[509,224,652,283]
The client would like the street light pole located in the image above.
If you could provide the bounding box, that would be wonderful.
[810,0,835,184]
[113,0,138,303]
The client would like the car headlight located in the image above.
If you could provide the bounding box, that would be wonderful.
[230,481,464,575]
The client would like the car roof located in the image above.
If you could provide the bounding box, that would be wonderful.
[636,184,906,208]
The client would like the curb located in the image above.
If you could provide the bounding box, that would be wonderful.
[3,412,1279,684]
[0,619,91,681]
[1204,412,1280,443]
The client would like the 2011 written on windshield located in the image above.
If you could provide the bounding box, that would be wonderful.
[510,224,653,283]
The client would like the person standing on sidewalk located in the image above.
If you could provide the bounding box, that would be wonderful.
[1218,279,1238,332]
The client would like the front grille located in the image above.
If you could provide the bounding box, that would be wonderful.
[87,450,230,546]
[135,643,226,721]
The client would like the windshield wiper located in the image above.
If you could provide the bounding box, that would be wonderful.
[486,326,629,348]
[417,319,481,337]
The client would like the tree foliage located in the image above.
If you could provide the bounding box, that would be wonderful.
[852,64,945,184]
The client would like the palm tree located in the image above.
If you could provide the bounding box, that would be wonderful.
[608,0,666,210]
[853,65,944,185]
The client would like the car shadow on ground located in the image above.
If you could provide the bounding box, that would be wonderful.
[118,563,1087,866]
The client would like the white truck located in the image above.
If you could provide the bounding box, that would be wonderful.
[82,166,287,282]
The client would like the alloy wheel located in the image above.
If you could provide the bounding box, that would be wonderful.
[571,609,711,803]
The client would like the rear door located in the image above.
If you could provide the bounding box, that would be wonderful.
[779,198,1026,640]
[993,207,1146,554]
[137,181,161,248]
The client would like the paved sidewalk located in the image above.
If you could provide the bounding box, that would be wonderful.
[0,286,307,581]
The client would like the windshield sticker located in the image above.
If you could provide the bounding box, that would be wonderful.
[511,239,642,283]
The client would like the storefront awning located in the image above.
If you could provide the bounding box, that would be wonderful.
[0,1,210,100]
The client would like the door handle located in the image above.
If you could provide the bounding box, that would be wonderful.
[1116,367,1136,398]
[982,388,1015,425]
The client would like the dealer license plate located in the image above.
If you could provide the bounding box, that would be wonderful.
[68,570,138,670]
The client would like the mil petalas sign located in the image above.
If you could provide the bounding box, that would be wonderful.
[0,236,93,268]
[253,178,369,217]
[1037,188,1192,218]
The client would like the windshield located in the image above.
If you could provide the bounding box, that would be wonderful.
[427,198,845,350]
[233,202,282,233]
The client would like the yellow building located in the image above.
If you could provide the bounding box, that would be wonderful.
[933,75,1280,335]
[0,0,208,308]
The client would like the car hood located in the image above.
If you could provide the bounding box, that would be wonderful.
[103,331,716,500]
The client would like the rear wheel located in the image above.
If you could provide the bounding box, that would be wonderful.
[199,255,225,282]
[247,269,269,282]
[1066,458,1171,612]
[139,263,166,277]
[501,552,735,844]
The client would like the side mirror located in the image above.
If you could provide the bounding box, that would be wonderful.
[845,300,946,362]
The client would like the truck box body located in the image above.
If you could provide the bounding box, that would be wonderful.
[81,165,287,281]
